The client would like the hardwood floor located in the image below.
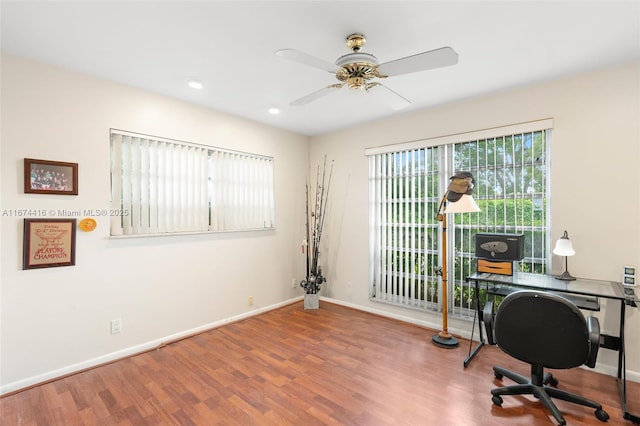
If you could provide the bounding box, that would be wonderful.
[1,301,635,425]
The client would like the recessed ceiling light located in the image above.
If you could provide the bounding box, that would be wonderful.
[268,107,280,115]
[187,79,203,90]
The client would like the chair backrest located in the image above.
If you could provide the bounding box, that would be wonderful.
[494,290,590,369]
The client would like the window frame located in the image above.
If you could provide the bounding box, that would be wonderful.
[366,119,553,319]
[110,129,275,237]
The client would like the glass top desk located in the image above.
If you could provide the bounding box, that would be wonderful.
[465,272,638,423]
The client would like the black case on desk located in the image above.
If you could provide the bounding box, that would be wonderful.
[475,233,524,261]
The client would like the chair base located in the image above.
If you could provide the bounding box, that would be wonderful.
[491,365,609,426]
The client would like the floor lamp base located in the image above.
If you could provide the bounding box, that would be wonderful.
[432,332,459,348]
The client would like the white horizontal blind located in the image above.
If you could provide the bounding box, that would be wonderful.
[110,130,274,236]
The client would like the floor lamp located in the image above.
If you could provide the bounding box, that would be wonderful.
[432,172,481,349]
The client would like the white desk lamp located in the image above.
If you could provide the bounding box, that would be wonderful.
[553,230,576,281]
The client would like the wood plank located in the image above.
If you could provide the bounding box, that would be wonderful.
[1,301,635,425]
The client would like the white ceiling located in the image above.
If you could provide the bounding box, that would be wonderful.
[2,1,639,136]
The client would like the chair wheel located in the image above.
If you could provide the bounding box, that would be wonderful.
[494,371,503,380]
[595,409,609,422]
[492,395,503,406]
[548,376,559,387]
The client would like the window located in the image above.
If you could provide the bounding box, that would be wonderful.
[367,119,552,319]
[110,129,274,236]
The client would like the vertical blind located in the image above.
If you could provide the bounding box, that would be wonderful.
[450,130,550,317]
[368,148,440,309]
[208,150,275,232]
[110,129,274,236]
[367,119,552,317]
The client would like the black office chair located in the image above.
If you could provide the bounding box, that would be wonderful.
[487,290,609,425]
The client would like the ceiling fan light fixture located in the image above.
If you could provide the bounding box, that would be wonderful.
[275,32,458,107]
[336,60,382,90]
[347,77,366,90]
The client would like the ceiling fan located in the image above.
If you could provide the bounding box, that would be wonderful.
[275,33,458,108]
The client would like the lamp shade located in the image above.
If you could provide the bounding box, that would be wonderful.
[553,231,575,256]
[444,194,481,214]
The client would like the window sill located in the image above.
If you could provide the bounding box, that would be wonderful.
[109,227,275,239]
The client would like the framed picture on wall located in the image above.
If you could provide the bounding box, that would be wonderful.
[23,218,76,270]
[24,158,78,195]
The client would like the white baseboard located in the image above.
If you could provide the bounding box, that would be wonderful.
[0,296,303,396]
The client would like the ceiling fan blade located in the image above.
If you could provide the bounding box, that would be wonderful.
[368,83,411,110]
[275,48,340,73]
[378,47,458,77]
[291,84,342,106]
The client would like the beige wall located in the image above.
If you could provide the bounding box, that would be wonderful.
[310,61,640,378]
[2,55,638,394]
[0,55,310,393]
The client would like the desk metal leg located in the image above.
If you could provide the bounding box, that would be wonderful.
[616,301,640,424]
[464,279,485,368]
[464,334,484,367]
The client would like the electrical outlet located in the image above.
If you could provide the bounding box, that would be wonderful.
[110,318,122,334]
[623,265,636,286]
[291,278,297,288]
[248,296,254,306]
